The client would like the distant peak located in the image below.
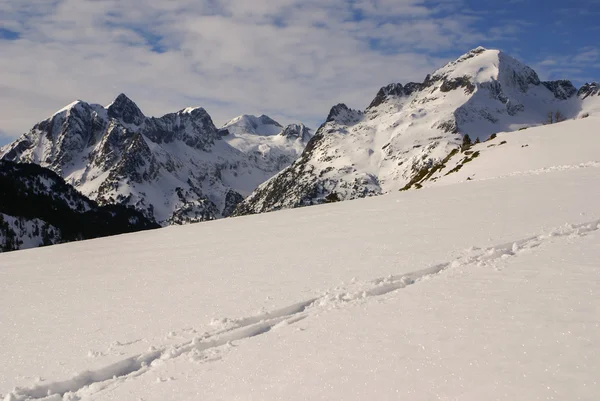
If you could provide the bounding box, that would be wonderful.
[51,100,86,117]
[326,103,362,124]
[107,93,145,126]
[326,104,350,122]
[280,123,311,141]
[452,47,496,66]
[578,82,600,99]
[222,114,283,136]
[258,115,283,127]
[114,93,132,102]
[471,46,487,53]
[181,106,207,115]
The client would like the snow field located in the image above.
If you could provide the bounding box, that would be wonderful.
[2,164,600,400]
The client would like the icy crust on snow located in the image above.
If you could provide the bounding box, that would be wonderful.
[0,97,311,226]
[234,47,593,215]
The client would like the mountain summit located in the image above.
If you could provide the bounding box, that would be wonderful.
[221,115,313,172]
[234,47,599,215]
[222,114,284,136]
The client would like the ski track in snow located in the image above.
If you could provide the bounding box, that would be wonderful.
[453,161,600,184]
[4,219,600,401]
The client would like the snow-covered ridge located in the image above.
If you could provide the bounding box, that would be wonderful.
[234,47,599,216]
[0,96,312,225]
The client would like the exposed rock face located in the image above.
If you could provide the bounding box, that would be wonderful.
[578,82,600,99]
[234,47,590,216]
[368,83,423,109]
[0,160,158,252]
[107,93,145,126]
[542,80,578,100]
[1,96,311,225]
[280,124,312,141]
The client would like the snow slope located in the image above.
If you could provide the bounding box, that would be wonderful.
[1,132,600,400]
[397,114,600,189]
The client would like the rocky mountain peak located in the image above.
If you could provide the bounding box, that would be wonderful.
[542,80,577,100]
[233,47,598,217]
[326,104,362,124]
[427,47,540,94]
[578,82,600,99]
[368,82,425,109]
[280,124,311,141]
[107,93,145,126]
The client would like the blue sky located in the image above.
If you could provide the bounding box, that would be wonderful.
[0,0,598,144]
[462,0,600,84]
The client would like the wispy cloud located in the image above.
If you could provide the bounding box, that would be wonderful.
[533,46,600,83]
[0,0,592,142]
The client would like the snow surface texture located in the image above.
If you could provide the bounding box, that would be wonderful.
[235,47,599,215]
[0,96,311,225]
[1,126,600,400]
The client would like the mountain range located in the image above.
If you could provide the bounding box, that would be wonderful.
[0,97,312,227]
[1,46,599,251]
[233,47,600,215]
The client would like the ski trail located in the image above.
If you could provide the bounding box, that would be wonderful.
[4,219,599,401]
[464,161,600,183]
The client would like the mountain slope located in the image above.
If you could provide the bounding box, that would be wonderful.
[234,47,594,215]
[1,122,599,399]
[222,115,312,172]
[408,114,600,189]
[0,96,310,225]
[0,160,158,252]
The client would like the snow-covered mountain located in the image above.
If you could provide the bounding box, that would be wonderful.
[222,115,312,172]
[234,47,599,215]
[0,96,311,225]
[0,160,158,252]
[578,81,600,99]
[222,114,284,136]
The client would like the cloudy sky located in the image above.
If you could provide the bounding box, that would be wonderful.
[0,0,599,143]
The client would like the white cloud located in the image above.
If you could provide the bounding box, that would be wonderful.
[532,46,600,83]
[0,0,503,141]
